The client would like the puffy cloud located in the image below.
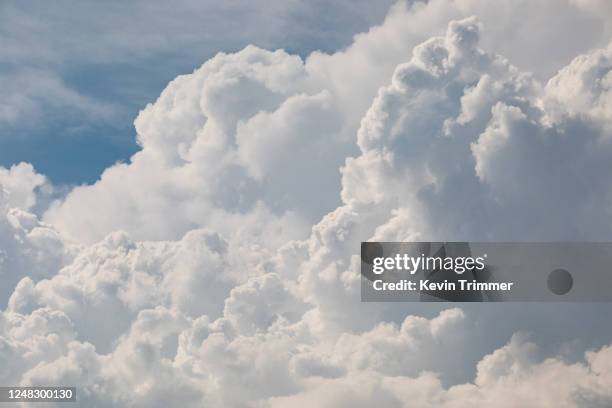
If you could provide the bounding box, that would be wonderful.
[265,335,612,408]
[0,307,76,386]
[223,273,307,335]
[0,162,51,211]
[544,42,612,124]
[331,309,467,377]
[4,3,612,408]
[5,298,612,407]
[6,228,267,353]
[42,0,612,245]
[341,16,612,240]
[0,189,74,308]
[44,46,344,244]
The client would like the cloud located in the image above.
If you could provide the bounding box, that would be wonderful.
[3,3,612,408]
[0,191,74,309]
[0,69,117,130]
[43,46,348,244]
[544,42,612,124]
[3,0,611,188]
[341,16,612,240]
[265,334,612,408]
[0,0,395,134]
[41,0,612,244]
[6,229,259,353]
[0,162,50,211]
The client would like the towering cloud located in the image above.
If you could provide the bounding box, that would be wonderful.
[43,47,353,244]
[1,1,612,407]
[43,0,612,245]
[342,16,612,241]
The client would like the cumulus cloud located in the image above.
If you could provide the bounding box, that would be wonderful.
[0,162,51,211]
[3,2,612,408]
[7,229,260,353]
[342,16,612,240]
[41,0,612,245]
[265,335,612,408]
[43,46,354,244]
[0,193,74,309]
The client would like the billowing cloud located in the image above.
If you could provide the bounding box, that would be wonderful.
[265,334,612,408]
[40,0,612,245]
[2,2,612,407]
[342,16,612,240]
[44,46,347,244]
[0,162,51,211]
[0,186,74,308]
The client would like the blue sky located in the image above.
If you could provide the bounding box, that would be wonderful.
[0,0,394,184]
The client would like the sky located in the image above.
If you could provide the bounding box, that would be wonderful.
[2,1,612,407]
[0,0,394,184]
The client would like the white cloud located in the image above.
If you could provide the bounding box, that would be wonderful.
[0,162,51,211]
[3,2,612,407]
[341,16,612,241]
[0,188,74,309]
[265,335,612,408]
[43,46,347,244]
[39,0,612,245]
[544,42,612,124]
[6,228,264,353]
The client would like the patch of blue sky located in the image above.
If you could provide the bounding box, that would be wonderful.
[0,0,395,186]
